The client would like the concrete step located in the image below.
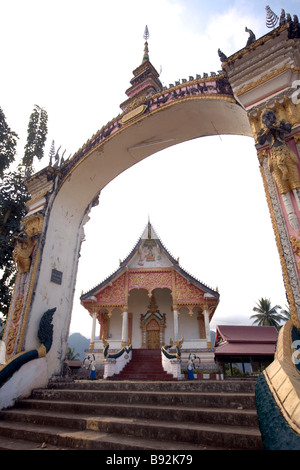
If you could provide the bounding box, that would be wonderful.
[0,419,222,450]
[0,434,72,450]
[0,379,262,450]
[113,353,173,380]
[48,378,257,393]
[14,398,259,427]
[30,388,257,409]
[0,409,262,450]
[112,374,175,380]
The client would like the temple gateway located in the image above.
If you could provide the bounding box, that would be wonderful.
[80,221,220,378]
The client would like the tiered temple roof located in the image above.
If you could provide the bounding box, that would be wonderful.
[80,221,219,316]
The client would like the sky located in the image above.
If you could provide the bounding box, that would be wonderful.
[1,0,299,338]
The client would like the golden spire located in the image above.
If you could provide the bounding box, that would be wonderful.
[142,25,150,63]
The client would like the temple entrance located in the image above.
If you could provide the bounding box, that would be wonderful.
[140,293,168,349]
[146,319,160,349]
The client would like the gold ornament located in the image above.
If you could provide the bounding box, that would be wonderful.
[257,109,300,195]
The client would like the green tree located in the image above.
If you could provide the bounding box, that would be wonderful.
[65,347,80,361]
[251,297,286,330]
[0,170,29,317]
[0,105,48,319]
[23,105,48,174]
[280,305,291,320]
[0,107,18,178]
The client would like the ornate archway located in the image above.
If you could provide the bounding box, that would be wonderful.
[3,21,300,449]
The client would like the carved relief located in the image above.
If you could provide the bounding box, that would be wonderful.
[290,236,300,272]
[13,231,37,274]
[257,108,300,232]
[174,272,204,303]
[260,153,300,329]
[257,109,300,195]
[96,273,127,306]
[5,296,24,356]
[250,98,300,143]
[128,269,173,295]
[12,213,43,274]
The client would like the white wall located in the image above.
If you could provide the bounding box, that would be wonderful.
[178,307,200,340]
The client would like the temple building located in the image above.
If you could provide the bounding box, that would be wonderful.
[80,222,220,374]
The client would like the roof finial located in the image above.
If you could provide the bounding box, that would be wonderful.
[144,25,149,41]
[148,215,151,239]
[265,5,279,29]
[143,25,150,63]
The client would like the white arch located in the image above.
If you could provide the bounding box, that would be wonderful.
[25,97,252,378]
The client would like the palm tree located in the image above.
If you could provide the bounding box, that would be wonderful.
[280,305,291,323]
[251,297,286,330]
[65,346,80,361]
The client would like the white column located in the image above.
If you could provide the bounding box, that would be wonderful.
[173,307,179,341]
[90,311,97,349]
[204,309,211,343]
[87,296,97,349]
[121,307,128,346]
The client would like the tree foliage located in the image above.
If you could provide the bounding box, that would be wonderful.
[0,108,18,178]
[0,105,48,319]
[0,172,29,318]
[23,105,48,174]
[251,297,287,330]
[65,347,80,361]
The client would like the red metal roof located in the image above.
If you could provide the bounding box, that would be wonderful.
[214,325,278,357]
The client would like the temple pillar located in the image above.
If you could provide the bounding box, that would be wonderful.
[121,306,128,346]
[128,312,133,345]
[203,307,212,347]
[173,305,179,341]
[89,311,97,349]
[99,312,104,340]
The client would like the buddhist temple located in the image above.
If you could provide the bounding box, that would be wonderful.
[80,221,220,378]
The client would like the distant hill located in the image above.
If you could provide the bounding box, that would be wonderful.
[68,333,90,361]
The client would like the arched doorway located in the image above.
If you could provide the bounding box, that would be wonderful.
[146,319,160,349]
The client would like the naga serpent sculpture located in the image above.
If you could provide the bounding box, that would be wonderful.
[161,337,184,359]
[0,307,56,387]
[102,337,132,359]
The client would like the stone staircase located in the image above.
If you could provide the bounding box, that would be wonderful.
[112,349,175,380]
[0,379,263,450]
